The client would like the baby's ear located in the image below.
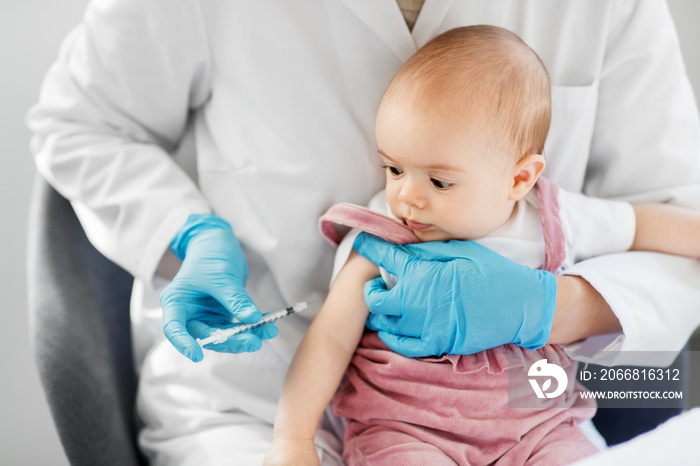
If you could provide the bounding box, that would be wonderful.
[510,154,546,201]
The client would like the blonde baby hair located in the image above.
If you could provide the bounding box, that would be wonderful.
[381,25,552,162]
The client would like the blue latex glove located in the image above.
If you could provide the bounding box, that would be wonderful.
[353,232,557,357]
[161,213,278,362]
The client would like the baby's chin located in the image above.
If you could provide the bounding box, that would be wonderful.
[412,228,480,243]
[413,229,458,243]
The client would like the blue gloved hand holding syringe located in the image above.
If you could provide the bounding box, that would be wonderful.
[160,213,279,362]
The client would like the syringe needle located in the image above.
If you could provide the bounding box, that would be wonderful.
[197,301,308,347]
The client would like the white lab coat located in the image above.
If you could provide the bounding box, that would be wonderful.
[28,0,700,464]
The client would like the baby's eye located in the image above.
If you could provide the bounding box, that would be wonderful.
[430,178,453,189]
[385,166,404,177]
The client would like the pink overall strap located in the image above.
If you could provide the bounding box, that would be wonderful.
[318,203,420,248]
[536,177,567,273]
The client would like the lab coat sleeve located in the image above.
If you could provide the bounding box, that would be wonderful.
[556,189,636,265]
[27,0,212,282]
[561,0,700,365]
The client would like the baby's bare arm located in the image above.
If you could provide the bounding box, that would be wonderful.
[271,251,378,446]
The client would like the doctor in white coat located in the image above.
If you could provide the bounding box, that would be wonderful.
[28,0,700,464]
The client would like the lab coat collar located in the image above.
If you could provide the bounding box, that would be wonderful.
[412,0,454,48]
[339,0,454,62]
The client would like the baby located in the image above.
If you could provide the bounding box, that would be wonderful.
[265,25,699,465]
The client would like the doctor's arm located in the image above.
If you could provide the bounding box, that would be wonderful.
[547,276,620,345]
[27,0,272,361]
[525,201,700,345]
[28,0,212,281]
[550,202,700,344]
[549,202,700,351]
[630,204,700,258]
[265,252,376,466]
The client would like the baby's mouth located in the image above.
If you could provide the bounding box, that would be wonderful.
[404,219,432,231]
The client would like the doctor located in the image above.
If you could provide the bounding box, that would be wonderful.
[28,0,700,464]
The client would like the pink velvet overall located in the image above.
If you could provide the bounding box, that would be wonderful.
[319,179,598,465]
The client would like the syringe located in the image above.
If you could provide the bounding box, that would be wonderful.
[197,301,308,347]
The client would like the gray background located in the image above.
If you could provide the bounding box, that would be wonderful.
[1,1,699,464]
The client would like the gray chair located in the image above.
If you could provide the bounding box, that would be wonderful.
[26,174,688,462]
[27,176,145,466]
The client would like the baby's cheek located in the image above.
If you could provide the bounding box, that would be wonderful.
[446,218,485,242]
[385,188,402,217]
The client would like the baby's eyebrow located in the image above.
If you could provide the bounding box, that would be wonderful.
[425,163,466,173]
[378,149,465,173]
[377,149,394,161]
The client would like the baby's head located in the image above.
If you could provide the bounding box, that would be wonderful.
[376,25,551,242]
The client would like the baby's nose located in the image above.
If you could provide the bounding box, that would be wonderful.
[398,179,427,208]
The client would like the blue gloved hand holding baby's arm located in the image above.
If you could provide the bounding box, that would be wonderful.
[353,232,557,358]
[161,213,278,362]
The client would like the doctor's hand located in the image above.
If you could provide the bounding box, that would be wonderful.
[353,233,557,358]
[161,213,278,362]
